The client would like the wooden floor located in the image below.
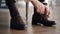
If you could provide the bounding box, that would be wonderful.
[0,5,60,34]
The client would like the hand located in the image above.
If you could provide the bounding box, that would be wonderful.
[30,0,46,14]
[36,2,45,14]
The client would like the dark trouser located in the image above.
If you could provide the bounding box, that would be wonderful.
[5,0,25,30]
[0,0,2,8]
[5,0,24,24]
[5,0,20,18]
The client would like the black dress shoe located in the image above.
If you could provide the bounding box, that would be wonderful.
[10,18,25,30]
[42,21,56,26]
[32,13,56,26]
[10,22,25,30]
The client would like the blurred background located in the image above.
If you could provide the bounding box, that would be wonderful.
[0,0,60,34]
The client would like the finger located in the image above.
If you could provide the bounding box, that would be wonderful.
[41,5,45,14]
[37,6,41,13]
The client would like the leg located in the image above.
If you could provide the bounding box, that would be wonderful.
[5,0,25,30]
[0,0,2,8]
